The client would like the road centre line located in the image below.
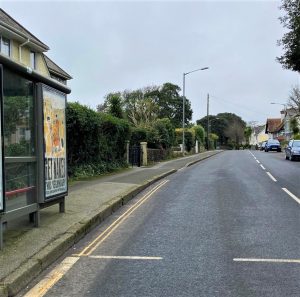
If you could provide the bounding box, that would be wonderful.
[234,258,300,264]
[260,164,266,170]
[266,172,277,182]
[89,255,163,260]
[256,160,260,164]
[282,188,300,205]
[77,179,169,256]
[23,256,79,297]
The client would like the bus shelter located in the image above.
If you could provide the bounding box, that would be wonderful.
[0,55,71,249]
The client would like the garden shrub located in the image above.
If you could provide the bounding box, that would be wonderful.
[67,102,131,178]
[153,118,175,149]
[130,127,148,146]
[175,128,195,152]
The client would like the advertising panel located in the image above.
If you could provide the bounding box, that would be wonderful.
[43,86,67,199]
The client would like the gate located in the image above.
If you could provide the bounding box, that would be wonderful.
[129,146,142,167]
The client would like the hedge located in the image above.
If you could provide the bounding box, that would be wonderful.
[131,118,175,149]
[67,102,131,178]
[175,128,195,152]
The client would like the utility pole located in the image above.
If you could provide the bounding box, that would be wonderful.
[206,93,209,150]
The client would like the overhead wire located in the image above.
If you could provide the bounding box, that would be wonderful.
[209,94,277,119]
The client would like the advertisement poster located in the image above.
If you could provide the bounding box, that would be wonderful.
[43,86,67,199]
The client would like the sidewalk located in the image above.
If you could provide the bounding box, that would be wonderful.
[0,151,222,297]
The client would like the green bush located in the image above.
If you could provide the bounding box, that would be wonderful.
[67,102,131,177]
[294,134,300,140]
[193,125,205,144]
[175,128,195,152]
[130,127,148,146]
[5,139,31,156]
[131,118,175,149]
[152,118,175,149]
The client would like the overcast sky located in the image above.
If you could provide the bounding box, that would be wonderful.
[2,0,299,124]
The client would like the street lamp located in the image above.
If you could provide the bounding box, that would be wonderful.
[182,67,209,153]
[270,102,287,112]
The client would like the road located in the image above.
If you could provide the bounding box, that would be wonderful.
[250,150,300,199]
[22,150,300,297]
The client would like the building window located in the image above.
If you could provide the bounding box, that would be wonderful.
[0,36,10,56]
[30,51,36,69]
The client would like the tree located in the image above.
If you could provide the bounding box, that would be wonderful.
[225,119,245,146]
[96,102,107,113]
[290,117,300,134]
[244,126,252,145]
[277,0,300,72]
[123,89,159,127]
[197,113,246,146]
[97,92,124,118]
[148,83,193,128]
[107,93,124,118]
[288,86,300,115]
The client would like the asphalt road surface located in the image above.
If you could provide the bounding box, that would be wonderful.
[22,150,300,297]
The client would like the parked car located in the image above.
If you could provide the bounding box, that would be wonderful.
[285,139,300,161]
[264,139,281,152]
[260,141,267,151]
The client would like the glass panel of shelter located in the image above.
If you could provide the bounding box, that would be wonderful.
[3,68,37,211]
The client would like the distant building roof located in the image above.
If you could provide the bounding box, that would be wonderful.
[0,8,49,51]
[265,118,283,133]
[44,55,72,80]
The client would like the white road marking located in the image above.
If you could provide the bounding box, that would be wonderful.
[256,160,260,164]
[282,188,300,205]
[266,172,277,182]
[23,257,79,297]
[249,151,255,158]
[233,258,300,264]
[260,164,266,170]
[89,255,163,260]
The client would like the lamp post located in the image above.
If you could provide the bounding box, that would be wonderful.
[182,67,209,153]
[270,102,287,111]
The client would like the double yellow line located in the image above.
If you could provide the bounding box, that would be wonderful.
[76,179,169,256]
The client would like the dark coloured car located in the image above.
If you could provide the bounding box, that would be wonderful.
[285,139,300,161]
[265,139,281,152]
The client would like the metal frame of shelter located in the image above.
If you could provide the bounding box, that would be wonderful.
[0,54,71,249]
